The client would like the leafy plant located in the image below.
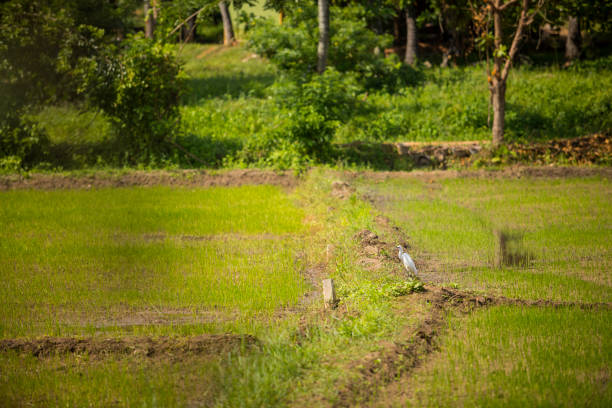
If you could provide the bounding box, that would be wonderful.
[247,4,419,91]
[234,68,360,168]
[84,36,184,163]
[0,111,49,168]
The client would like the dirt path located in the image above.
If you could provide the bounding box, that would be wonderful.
[2,165,609,192]
[351,165,612,183]
[0,169,298,191]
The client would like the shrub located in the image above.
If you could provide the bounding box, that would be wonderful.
[84,36,184,163]
[0,111,50,167]
[0,0,116,169]
[234,69,360,168]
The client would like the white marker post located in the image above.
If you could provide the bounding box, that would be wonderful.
[322,278,337,309]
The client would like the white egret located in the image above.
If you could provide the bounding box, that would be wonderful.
[397,245,417,276]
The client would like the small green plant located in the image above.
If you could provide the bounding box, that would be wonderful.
[388,279,425,297]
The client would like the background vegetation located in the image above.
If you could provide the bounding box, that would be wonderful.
[1,0,610,171]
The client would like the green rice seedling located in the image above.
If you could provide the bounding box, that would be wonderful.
[407,306,612,407]
[357,175,612,302]
[0,351,220,407]
[0,185,308,337]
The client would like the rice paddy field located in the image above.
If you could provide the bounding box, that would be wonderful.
[0,169,611,407]
[353,172,612,407]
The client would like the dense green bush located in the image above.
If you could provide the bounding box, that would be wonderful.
[0,1,109,106]
[84,36,184,163]
[0,112,50,169]
[233,69,361,168]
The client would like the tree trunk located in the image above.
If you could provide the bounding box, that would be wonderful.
[317,0,330,74]
[219,1,234,46]
[565,16,581,61]
[393,16,400,44]
[182,13,197,43]
[404,7,417,65]
[486,0,533,146]
[491,80,506,146]
[144,0,155,39]
[490,0,505,146]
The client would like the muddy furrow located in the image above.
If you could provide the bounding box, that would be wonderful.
[0,334,257,358]
[0,169,297,191]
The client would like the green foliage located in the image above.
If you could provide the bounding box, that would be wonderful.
[234,68,360,168]
[84,36,184,163]
[0,112,50,168]
[339,278,424,303]
[247,4,417,91]
[246,14,317,72]
[0,0,106,107]
[27,44,612,170]
[0,0,116,168]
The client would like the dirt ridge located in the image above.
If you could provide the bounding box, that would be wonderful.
[0,169,297,191]
[349,165,612,183]
[0,334,257,358]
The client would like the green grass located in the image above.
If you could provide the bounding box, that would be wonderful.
[358,175,612,302]
[0,352,220,407]
[339,64,612,143]
[354,172,612,407]
[1,172,611,406]
[408,306,612,407]
[179,43,275,102]
[29,45,612,170]
[0,185,307,337]
[0,173,421,407]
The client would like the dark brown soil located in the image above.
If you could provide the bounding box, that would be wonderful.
[0,169,297,191]
[0,334,257,358]
[331,180,356,199]
[509,133,612,165]
[353,165,612,183]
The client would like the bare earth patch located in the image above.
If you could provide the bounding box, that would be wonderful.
[0,169,297,191]
[353,165,612,183]
[0,334,257,358]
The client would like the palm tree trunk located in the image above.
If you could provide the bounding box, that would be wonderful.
[491,0,505,146]
[219,1,235,46]
[404,6,417,65]
[565,16,581,61]
[144,0,155,39]
[317,0,330,74]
